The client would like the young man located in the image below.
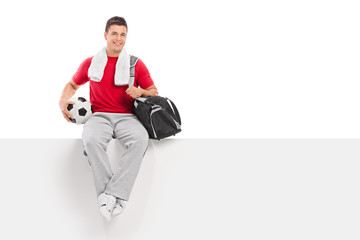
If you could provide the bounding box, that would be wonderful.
[59,16,158,221]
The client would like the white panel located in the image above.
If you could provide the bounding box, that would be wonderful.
[0,139,359,239]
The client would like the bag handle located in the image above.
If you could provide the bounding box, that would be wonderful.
[135,97,161,109]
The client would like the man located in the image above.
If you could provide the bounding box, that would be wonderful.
[59,16,158,221]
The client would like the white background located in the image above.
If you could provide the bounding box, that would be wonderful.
[0,0,359,138]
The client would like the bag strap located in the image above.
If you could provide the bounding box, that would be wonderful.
[129,55,139,87]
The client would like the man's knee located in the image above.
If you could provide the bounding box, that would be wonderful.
[135,131,149,146]
[139,128,149,142]
[128,128,149,150]
[83,131,108,150]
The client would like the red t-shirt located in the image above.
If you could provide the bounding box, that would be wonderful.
[72,56,154,114]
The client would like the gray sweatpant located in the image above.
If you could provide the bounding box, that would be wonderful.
[82,112,149,201]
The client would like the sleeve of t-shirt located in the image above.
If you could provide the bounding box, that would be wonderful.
[135,59,154,89]
[72,57,92,85]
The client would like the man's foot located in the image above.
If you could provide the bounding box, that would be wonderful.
[98,193,116,221]
[112,198,126,217]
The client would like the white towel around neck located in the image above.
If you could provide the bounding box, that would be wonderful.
[88,47,130,86]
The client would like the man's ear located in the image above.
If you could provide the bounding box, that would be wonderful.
[104,32,107,40]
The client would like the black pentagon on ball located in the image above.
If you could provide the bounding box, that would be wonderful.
[67,104,73,111]
[69,117,76,123]
[78,97,87,102]
[78,108,87,116]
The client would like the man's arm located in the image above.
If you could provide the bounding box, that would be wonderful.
[59,80,81,122]
[141,84,158,97]
[126,84,158,99]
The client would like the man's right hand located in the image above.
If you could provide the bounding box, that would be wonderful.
[59,99,76,122]
[59,80,81,123]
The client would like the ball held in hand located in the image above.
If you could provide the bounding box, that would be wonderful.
[67,97,92,124]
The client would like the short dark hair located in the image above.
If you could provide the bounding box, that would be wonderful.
[105,16,128,33]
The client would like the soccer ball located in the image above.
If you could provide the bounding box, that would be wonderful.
[67,97,92,124]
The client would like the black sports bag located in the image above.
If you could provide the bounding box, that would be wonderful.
[133,96,181,140]
[128,55,181,140]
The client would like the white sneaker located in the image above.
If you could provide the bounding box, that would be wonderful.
[98,193,116,221]
[112,199,126,217]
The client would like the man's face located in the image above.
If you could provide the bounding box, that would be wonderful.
[104,24,127,56]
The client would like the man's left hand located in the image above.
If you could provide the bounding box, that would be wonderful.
[126,86,144,99]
